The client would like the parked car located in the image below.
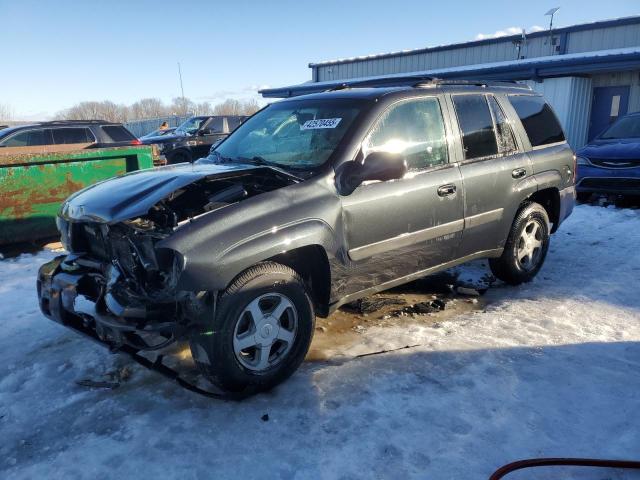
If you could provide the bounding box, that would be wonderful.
[576,112,640,199]
[0,120,140,149]
[37,80,575,395]
[140,115,246,164]
[141,127,176,139]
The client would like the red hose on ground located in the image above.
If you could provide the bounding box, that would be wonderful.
[489,458,640,479]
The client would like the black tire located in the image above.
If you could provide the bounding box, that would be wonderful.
[489,202,550,285]
[189,262,315,394]
[168,150,191,164]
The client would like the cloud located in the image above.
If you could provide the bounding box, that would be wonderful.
[475,25,545,41]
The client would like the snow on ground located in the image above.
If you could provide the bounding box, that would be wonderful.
[1,204,639,480]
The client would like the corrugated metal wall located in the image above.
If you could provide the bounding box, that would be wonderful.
[591,70,640,113]
[525,77,593,149]
[314,21,640,82]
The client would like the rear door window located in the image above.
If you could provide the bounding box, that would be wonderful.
[1,129,49,147]
[52,128,94,144]
[363,97,449,170]
[452,94,498,160]
[508,95,565,147]
[101,125,136,142]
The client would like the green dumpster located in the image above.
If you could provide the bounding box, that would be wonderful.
[0,146,155,245]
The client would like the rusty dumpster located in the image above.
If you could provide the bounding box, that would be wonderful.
[0,146,155,245]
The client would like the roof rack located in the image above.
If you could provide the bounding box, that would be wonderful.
[325,76,530,92]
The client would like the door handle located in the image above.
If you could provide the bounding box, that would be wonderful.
[437,184,456,197]
[512,168,527,179]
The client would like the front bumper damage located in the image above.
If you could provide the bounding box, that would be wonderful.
[37,255,247,400]
[37,255,184,351]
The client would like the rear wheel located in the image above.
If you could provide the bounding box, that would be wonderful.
[189,262,315,393]
[489,202,550,285]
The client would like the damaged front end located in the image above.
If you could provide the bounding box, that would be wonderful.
[37,164,297,353]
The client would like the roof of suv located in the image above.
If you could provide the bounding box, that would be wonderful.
[273,78,534,102]
[0,120,124,138]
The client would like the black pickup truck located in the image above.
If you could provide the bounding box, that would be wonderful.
[141,115,246,164]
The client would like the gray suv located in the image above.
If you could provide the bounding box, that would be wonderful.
[37,80,575,395]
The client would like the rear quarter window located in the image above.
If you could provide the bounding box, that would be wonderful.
[509,95,565,147]
[101,125,136,142]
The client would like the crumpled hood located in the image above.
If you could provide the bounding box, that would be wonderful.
[140,132,186,144]
[61,162,265,223]
[578,138,640,161]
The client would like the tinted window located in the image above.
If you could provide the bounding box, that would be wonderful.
[52,128,93,144]
[600,115,640,139]
[452,94,498,160]
[364,97,448,170]
[1,129,48,147]
[487,95,517,154]
[101,125,136,142]
[509,95,565,147]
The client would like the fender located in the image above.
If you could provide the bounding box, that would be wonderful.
[171,219,337,291]
[157,175,343,292]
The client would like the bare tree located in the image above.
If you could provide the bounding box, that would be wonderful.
[170,97,195,116]
[55,96,261,123]
[213,98,260,116]
[0,103,13,121]
[193,101,213,116]
[240,98,260,115]
[130,98,167,119]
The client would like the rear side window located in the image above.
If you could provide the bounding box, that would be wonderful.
[101,125,136,142]
[508,95,565,147]
[452,94,498,160]
[1,129,48,147]
[487,95,517,154]
[52,128,93,144]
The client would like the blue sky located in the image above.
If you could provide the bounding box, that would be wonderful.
[0,0,638,119]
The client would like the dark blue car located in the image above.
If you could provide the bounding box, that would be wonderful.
[576,112,640,199]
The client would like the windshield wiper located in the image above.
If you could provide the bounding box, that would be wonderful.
[237,156,275,167]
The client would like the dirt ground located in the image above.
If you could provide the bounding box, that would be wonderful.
[308,272,488,361]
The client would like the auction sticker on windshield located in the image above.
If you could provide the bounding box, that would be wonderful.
[301,118,342,130]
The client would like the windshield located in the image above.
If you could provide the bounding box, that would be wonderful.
[207,99,362,170]
[600,115,640,139]
[175,117,207,135]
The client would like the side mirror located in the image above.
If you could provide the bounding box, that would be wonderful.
[336,151,407,195]
[198,128,213,136]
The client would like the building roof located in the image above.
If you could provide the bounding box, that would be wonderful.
[308,15,640,68]
[261,47,640,98]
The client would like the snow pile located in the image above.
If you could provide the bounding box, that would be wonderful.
[1,204,639,479]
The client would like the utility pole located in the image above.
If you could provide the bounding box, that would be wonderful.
[177,62,186,114]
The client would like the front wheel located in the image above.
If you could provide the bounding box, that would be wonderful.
[189,262,315,394]
[489,202,550,285]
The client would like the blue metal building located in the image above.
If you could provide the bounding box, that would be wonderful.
[261,16,640,149]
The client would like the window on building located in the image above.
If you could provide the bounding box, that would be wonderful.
[52,128,94,144]
[452,94,498,160]
[487,95,517,154]
[363,97,448,170]
[508,95,565,147]
[101,125,136,142]
[1,129,48,147]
